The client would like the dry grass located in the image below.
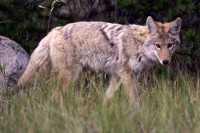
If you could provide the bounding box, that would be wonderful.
[0,71,200,133]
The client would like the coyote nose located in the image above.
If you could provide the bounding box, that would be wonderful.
[162,60,169,65]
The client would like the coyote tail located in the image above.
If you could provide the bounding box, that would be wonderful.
[17,34,51,87]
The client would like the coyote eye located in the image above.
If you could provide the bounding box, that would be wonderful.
[168,43,173,48]
[155,43,161,49]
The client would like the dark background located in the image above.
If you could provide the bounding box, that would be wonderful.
[0,0,200,72]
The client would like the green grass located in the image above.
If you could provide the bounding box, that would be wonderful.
[0,72,200,133]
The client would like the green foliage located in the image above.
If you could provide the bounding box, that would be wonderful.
[118,0,135,8]
[0,0,71,53]
[0,0,48,53]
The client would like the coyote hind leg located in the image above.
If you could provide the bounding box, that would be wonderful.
[57,68,73,93]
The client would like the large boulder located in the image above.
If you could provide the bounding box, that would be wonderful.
[0,36,29,88]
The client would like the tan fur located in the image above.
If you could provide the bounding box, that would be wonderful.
[18,16,182,107]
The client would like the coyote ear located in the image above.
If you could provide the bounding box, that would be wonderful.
[169,17,182,35]
[146,16,157,34]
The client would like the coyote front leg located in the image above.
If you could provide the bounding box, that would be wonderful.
[104,75,121,104]
[119,68,140,107]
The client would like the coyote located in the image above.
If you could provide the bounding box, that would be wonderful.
[18,16,182,106]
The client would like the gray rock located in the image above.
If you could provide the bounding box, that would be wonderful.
[0,36,29,88]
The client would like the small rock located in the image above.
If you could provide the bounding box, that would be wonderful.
[0,36,29,88]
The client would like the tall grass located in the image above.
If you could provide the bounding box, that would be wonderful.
[0,71,200,133]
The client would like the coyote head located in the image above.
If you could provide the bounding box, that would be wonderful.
[144,16,182,65]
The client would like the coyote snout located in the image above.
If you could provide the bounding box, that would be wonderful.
[155,43,172,65]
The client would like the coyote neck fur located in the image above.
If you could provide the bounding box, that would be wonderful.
[101,23,153,75]
[127,25,155,75]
